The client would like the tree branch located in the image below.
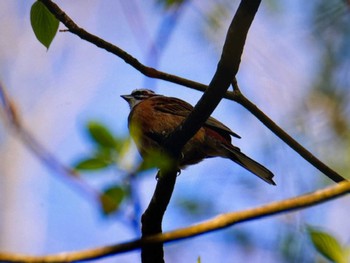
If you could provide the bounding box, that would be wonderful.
[35,1,347,261]
[232,81,347,183]
[38,0,208,94]
[38,0,346,184]
[0,1,346,262]
[139,1,262,262]
[1,180,349,263]
[165,0,261,153]
[140,170,177,263]
[0,83,100,204]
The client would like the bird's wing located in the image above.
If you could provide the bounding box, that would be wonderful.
[153,96,194,115]
[205,116,241,139]
[152,96,241,139]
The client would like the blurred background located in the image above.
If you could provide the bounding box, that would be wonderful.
[1,1,350,262]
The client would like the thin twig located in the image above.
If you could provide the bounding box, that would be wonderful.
[1,180,349,262]
[0,2,347,262]
[139,1,262,262]
[0,83,100,204]
[39,0,209,94]
[38,0,346,183]
[231,81,346,183]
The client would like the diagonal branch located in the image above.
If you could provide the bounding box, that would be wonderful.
[39,0,208,94]
[0,2,347,262]
[1,180,349,263]
[166,0,261,153]
[38,0,346,184]
[0,82,100,203]
[231,80,346,183]
[140,1,262,262]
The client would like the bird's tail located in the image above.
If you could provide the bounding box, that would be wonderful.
[224,145,275,185]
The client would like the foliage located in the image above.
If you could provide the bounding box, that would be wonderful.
[73,121,131,215]
[21,0,350,262]
[30,1,59,49]
[100,185,126,215]
[73,121,175,215]
[74,121,129,172]
[156,0,187,9]
[308,226,350,263]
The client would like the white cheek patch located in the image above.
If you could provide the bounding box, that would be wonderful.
[129,99,142,109]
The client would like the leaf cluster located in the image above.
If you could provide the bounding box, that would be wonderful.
[74,121,130,215]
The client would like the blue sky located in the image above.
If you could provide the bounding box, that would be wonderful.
[1,1,349,262]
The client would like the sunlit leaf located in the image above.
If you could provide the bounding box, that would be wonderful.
[87,121,116,149]
[308,226,347,263]
[343,248,350,262]
[100,185,125,215]
[156,0,187,9]
[115,137,131,157]
[74,156,111,170]
[138,150,173,172]
[30,1,59,49]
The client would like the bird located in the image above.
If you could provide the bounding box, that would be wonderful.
[121,89,275,185]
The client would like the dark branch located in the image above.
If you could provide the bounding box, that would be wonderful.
[32,0,346,185]
[166,0,261,154]
[37,0,347,184]
[232,82,346,183]
[140,1,262,262]
[42,0,345,180]
[38,0,209,94]
[140,170,177,263]
[36,1,347,261]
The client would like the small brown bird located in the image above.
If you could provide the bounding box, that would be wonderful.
[121,89,275,185]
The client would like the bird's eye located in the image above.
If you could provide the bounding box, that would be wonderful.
[133,91,142,96]
[132,89,155,99]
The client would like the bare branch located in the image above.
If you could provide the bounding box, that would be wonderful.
[38,0,208,94]
[140,1,262,262]
[166,0,261,153]
[1,180,349,262]
[38,0,346,183]
[232,81,347,183]
[0,82,100,203]
[11,2,346,262]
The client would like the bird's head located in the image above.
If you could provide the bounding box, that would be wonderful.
[121,89,159,109]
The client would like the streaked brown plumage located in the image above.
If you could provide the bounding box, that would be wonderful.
[121,89,275,185]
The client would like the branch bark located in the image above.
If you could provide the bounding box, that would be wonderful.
[38,0,346,184]
[1,180,349,263]
[231,81,346,183]
[38,0,208,93]
[0,83,100,202]
[140,1,262,262]
[4,1,345,262]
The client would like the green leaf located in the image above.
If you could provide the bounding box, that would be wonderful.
[30,1,59,49]
[87,122,116,149]
[308,226,347,263]
[74,156,111,170]
[156,0,186,9]
[100,185,125,215]
[139,149,173,172]
[114,137,130,153]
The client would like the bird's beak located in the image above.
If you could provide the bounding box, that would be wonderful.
[120,94,132,102]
